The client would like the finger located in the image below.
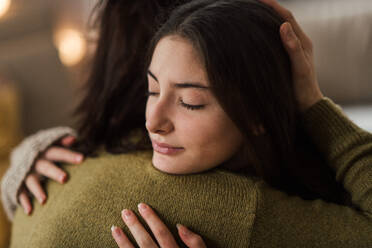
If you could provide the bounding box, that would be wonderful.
[34,159,68,184]
[138,203,178,247]
[280,22,309,77]
[60,135,76,147]
[25,174,47,205]
[18,190,32,215]
[258,0,312,49]
[43,146,84,164]
[121,209,158,248]
[111,225,135,248]
[176,224,206,248]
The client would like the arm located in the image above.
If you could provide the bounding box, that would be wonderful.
[249,1,372,246]
[303,98,372,215]
[1,126,77,221]
[250,98,372,247]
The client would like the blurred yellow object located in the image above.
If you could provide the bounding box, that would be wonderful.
[0,0,11,18]
[0,81,21,248]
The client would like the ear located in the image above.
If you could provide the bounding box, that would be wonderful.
[251,124,266,136]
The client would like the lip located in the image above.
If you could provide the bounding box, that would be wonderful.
[151,140,184,155]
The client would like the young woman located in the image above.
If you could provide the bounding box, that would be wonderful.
[3,0,372,247]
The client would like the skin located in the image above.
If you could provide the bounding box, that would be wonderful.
[16,0,324,246]
[18,136,84,214]
[111,0,324,246]
[146,35,244,175]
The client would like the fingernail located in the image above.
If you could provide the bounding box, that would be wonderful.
[75,155,83,163]
[122,209,132,220]
[111,225,121,236]
[138,203,147,212]
[39,196,45,204]
[176,224,190,237]
[60,174,67,183]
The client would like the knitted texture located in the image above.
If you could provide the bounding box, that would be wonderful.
[11,151,258,247]
[1,126,76,221]
[7,99,372,247]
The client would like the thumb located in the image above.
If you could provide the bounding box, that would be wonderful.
[176,224,206,248]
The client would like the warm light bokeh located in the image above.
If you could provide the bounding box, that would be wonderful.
[0,0,11,18]
[54,29,87,67]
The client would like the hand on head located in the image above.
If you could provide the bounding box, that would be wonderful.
[260,0,324,112]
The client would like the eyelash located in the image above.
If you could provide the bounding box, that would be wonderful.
[146,91,205,111]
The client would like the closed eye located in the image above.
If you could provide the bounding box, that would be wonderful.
[180,99,205,110]
[146,91,159,97]
[146,91,205,110]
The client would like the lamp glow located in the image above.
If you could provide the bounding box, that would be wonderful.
[55,29,87,67]
[0,0,11,18]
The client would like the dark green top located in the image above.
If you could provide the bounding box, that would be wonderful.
[10,98,372,247]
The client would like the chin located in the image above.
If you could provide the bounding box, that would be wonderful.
[152,153,191,175]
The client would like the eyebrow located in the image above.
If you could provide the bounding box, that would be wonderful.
[147,70,209,90]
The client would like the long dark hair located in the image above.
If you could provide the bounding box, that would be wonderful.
[73,0,186,155]
[147,0,350,203]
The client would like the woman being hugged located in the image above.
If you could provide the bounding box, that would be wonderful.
[3,0,372,247]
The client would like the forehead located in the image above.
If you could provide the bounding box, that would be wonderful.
[149,35,207,84]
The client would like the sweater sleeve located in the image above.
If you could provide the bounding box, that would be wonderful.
[249,98,372,248]
[0,126,76,221]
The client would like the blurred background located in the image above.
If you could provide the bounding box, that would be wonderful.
[0,0,371,247]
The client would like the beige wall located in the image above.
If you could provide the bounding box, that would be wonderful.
[285,0,372,104]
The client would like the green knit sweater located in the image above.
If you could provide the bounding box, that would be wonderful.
[10,99,372,247]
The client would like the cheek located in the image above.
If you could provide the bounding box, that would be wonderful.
[181,111,243,163]
[177,114,213,146]
[204,117,242,154]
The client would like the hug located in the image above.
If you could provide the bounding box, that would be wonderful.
[1,0,372,247]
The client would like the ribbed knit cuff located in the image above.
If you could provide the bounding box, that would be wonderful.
[301,97,365,161]
[0,126,76,221]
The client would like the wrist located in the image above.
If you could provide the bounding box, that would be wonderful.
[298,91,324,113]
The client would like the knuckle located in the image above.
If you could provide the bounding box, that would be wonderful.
[35,159,47,170]
[44,146,58,157]
[34,159,43,170]
[25,174,37,184]
[139,240,154,248]
[35,160,55,176]
[155,227,169,239]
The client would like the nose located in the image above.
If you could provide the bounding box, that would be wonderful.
[146,99,174,135]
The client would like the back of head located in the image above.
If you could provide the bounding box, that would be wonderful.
[74,0,190,154]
